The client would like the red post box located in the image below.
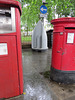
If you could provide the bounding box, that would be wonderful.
[0,0,23,99]
[50,17,75,83]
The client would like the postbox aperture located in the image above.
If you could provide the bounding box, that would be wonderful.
[0,7,16,33]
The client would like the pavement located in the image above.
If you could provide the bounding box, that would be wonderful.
[5,49,75,100]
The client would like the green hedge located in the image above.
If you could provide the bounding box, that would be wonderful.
[21,36,32,42]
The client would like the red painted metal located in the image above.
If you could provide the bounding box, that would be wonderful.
[0,36,20,98]
[51,17,75,71]
[15,8,23,95]
[0,0,23,99]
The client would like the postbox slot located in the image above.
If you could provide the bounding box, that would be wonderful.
[0,9,11,16]
[65,27,75,29]
[0,7,16,33]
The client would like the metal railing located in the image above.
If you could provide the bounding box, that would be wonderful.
[21,32,32,49]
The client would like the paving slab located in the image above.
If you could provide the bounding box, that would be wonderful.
[44,78,75,100]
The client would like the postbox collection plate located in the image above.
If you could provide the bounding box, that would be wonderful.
[67,33,74,43]
[0,43,8,55]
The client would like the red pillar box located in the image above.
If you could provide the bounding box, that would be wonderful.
[50,17,75,84]
[0,0,23,99]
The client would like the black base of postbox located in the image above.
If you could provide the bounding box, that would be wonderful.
[50,67,75,84]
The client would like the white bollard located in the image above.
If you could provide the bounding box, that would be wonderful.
[32,20,48,51]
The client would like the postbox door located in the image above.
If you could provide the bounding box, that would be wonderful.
[0,36,20,98]
[52,32,63,70]
[61,29,75,71]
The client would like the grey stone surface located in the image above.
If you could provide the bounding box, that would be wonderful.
[22,49,53,100]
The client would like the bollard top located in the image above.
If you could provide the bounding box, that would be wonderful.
[0,0,22,15]
[51,17,75,25]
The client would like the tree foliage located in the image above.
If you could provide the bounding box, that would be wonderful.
[16,0,75,31]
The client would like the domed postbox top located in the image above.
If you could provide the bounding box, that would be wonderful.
[51,17,75,25]
[0,0,22,15]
